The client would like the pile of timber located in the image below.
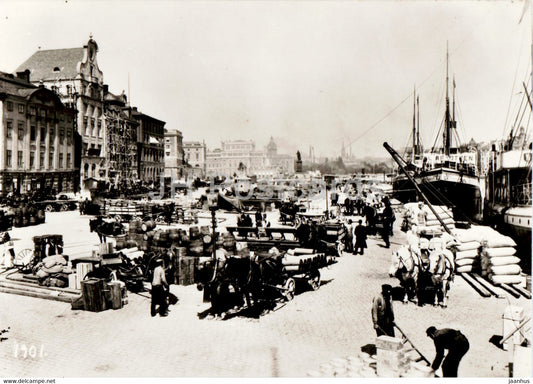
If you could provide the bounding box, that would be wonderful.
[281,248,329,273]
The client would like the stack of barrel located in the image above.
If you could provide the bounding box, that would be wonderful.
[13,204,45,228]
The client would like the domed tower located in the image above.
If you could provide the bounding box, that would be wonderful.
[267,136,277,157]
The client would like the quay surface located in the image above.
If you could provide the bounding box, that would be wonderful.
[0,211,530,377]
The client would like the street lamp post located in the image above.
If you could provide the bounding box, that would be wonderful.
[207,190,218,260]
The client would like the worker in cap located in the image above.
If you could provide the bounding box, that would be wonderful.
[151,257,168,317]
[371,284,395,337]
[426,326,469,377]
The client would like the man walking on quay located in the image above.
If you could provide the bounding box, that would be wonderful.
[151,258,169,317]
[381,200,395,248]
[344,219,354,254]
[354,219,367,255]
[426,326,469,377]
[372,284,395,337]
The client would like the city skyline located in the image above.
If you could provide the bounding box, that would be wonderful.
[0,1,530,160]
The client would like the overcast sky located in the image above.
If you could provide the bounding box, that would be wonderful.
[0,0,530,159]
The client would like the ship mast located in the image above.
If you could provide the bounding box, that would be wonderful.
[412,87,417,156]
[444,43,451,155]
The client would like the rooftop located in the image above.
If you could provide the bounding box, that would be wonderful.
[15,48,85,82]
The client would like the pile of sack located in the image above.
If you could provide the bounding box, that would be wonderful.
[34,254,71,287]
[451,225,521,283]
[403,203,455,234]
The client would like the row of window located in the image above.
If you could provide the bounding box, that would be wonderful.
[6,101,25,114]
[5,150,71,169]
[6,121,70,144]
[6,101,67,122]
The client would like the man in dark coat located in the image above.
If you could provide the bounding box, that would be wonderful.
[354,219,367,255]
[344,219,354,254]
[372,284,395,337]
[426,326,469,377]
[381,201,394,248]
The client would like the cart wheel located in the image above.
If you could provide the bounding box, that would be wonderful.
[155,216,166,224]
[60,203,69,211]
[45,204,54,212]
[282,278,296,301]
[308,270,321,291]
[14,249,34,272]
[114,215,122,223]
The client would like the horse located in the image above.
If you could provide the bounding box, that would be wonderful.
[389,245,422,303]
[196,254,285,318]
[427,249,455,307]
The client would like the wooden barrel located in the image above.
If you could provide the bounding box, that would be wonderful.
[222,232,236,248]
[129,220,141,234]
[188,239,203,256]
[81,278,106,312]
[106,281,123,310]
[29,215,37,225]
[139,240,150,251]
[202,234,212,245]
[189,226,200,239]
[21,217,28,227]
[21,206,28,216]
[153,231,161,244]
[143,230,155,241]
[141,220,156,232]
[37,209,45,222]
[168,228,180,242]
[158,231,169,245]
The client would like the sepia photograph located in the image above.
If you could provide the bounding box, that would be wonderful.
[0,0,531,381]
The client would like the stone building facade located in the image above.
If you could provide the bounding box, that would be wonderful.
[183,141,206,178]
[206,138,294,178]
[15,37,163,189]
[164,129,184,180]
[0,72,77,196]
[132,109,165,183]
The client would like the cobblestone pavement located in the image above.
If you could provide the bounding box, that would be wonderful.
[0,211,530,377]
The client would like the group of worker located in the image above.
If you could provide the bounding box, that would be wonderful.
[372,284,470,377]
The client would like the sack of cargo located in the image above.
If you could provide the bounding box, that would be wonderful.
[485,235,517,248]
[455,257,475,267]
[456,249,479,260]
[490,264,521,276]
[490,274,523,285]
[456,265,473,273]
[484,247,517,257]
[488,255,521,266]
[457,241,481,252]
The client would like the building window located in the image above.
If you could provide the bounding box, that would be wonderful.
[40,153,44,170]
[59,153,63,169]
[40,127,46,142]
[30,126,36,141]
[17,151,23,168]
[30,106,36,115]
[6,121,12,138]
[6,150,11,168]
[97,120,102,137]
[18,122,24,140]
[18,104,24,114]
[67,153,71,168]
[7,101,13,111]
[59,128,64,144]
[83,116,88,135]
[49,127,55,144]
[49,153,54,169]
[29,153,34,169]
